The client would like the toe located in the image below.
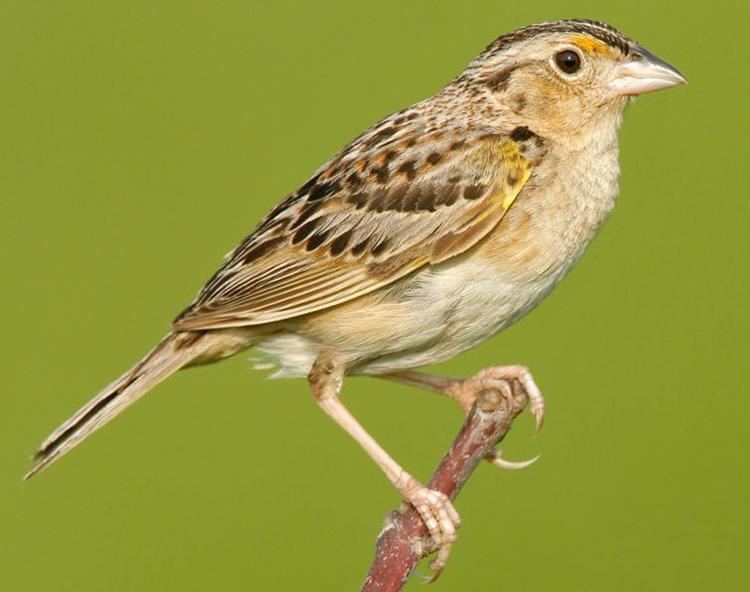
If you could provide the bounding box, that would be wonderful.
[442,495,461,526]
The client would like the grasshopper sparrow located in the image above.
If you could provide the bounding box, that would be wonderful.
[27,19,685,573]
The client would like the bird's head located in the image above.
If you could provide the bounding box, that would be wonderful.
[455,20,686,138]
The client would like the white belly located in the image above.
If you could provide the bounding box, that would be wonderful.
[352,257,570,374]
[253,255,572,378]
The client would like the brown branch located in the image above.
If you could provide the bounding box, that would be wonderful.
[361,385,529,592]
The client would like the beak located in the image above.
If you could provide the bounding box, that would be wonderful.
[610,46,687,96]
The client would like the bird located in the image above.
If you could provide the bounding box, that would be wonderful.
[26,19,685,574]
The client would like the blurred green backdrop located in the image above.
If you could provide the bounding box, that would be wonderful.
[1,1,747,590]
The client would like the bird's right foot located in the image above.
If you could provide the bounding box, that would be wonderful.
[399,477,461,581]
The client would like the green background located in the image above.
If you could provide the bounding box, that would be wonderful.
[1,1,747,590]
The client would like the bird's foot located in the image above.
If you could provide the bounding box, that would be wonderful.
[446,365,544,470]
[399,477,461,581]
[448,365,545,430]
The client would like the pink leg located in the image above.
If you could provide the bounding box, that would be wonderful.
[309,357,461,576]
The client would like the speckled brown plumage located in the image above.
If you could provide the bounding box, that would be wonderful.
[174,124,536,329]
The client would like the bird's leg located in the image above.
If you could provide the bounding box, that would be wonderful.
[308,356,461,574]
[381,366,545,469]
[380,370,475,412]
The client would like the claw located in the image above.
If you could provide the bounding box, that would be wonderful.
[486,449,540,470]
[528,390,545,432]
[426,546,451,583]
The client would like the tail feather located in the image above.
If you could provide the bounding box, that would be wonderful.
[25,331,211,480]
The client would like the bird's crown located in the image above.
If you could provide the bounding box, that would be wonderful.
[482,19,633,58]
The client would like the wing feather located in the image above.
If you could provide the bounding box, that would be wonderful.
[174,127,532,330]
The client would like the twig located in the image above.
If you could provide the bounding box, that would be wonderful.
[361,384,529,591]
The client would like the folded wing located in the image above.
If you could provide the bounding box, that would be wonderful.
[174,128,531,330]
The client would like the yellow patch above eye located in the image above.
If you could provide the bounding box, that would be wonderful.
[570,35,608,54]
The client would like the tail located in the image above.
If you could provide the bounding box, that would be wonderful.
[25,331,215,480]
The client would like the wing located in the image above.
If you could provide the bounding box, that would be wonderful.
[174,122,532,330]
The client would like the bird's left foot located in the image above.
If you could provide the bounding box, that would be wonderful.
[447,365,544,429]
[382,365,544,470]
[445,365,544,470]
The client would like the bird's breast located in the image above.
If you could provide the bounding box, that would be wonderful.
[478,134,620,284]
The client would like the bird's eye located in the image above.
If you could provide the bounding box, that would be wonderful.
[554,50,582,75]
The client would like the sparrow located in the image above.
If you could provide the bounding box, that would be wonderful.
[26,19,686,574]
